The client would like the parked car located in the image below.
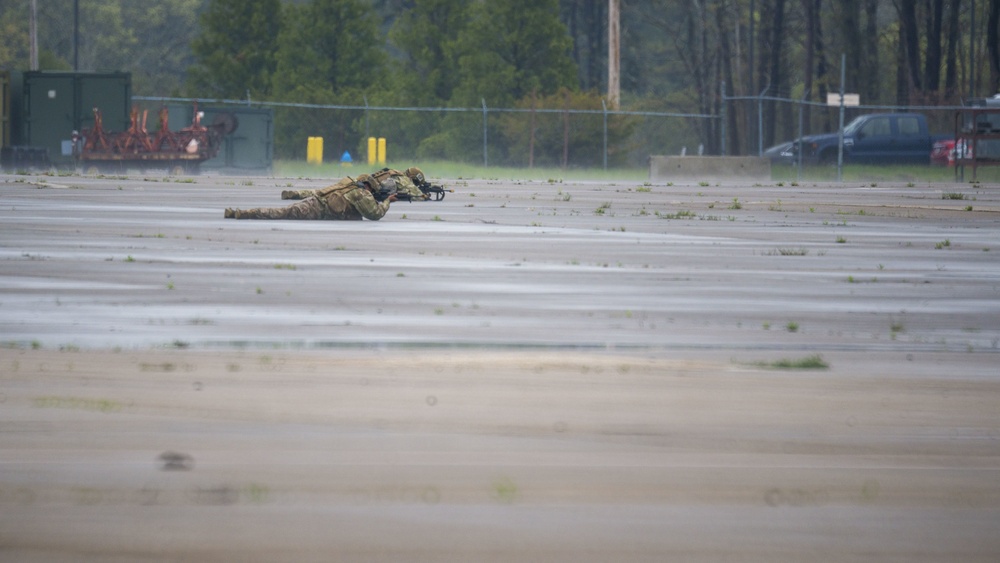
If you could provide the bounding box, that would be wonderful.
[789,113,950,166]
[762,141,796,165]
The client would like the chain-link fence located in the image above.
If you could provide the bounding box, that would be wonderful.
[135,96,717,169]
[723,95,974,157]
[137,93,989,169]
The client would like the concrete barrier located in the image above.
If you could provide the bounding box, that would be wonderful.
[649,156,771,181]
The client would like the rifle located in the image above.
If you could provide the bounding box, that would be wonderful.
[416,180,454,201]
[374,179,455,202]
[394,192,418,202]
[374,184,420,203]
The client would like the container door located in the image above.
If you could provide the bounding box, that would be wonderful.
[78,73,130,133]
[1,71,10,149]
[200,108,274,172]
[24,74,75,162]
[228,110,273,170]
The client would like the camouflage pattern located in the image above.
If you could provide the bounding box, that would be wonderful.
[281,189,316,200]
[280,175,362,200]
[405,167,425,184]
[230,196,328,220]
[283,170,427,201]
[339,182,390,219]
[377,172,426,200]
[227,176,390,221]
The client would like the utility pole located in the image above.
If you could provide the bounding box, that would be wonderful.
[74,0,80,71]
[748,0,755,96]
[970,0,976,98]
[748,0,755,158]
[30,0,39,70]
[608,0,620,109]
[837,54,846,182]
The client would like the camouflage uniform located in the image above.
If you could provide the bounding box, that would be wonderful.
[281,168,427,201]
[372,168,427,200]
[225,175,390,221]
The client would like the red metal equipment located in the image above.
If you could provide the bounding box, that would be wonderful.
[74,102,237,174]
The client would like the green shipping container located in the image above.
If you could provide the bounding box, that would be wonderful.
[11,71,130,166]
[201,106,273,173]
[155,102,274,173]
[1,70,10,150]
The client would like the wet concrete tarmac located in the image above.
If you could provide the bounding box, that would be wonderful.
[1,171,998,561]
[2,172,998,354]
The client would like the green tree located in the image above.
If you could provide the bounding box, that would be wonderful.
[272,0,386,96]
[0,3,33,69]
[121,0,205,96]
[388,0,471,105]
[270,0,388,159]
[497,89,637,168]
[187,0,281,99]
[0,0,130,72]
[1,0,205,96]
[374,0,471,161]
[560,0,607,92]
[436,0,577,163]
[451,0,576,106]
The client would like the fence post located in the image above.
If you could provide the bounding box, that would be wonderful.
[602,98,608,170]
[482,98,488,168]
[797,97,804,180]
[757,84,768,157]
[837,53,845,182]
[363,95,369,141]
[720,81,726,157]
[562,90,569,170]
[529,89,536,168]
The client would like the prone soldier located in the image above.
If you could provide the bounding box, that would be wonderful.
[224,173,395,220]
[281,167,428,202]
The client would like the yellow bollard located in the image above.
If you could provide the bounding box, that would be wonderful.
[307,137,324,164]
[377,137,386,164]
[367,137,377,165]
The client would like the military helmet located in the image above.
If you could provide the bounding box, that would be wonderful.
[405,167,425,184]
[355,173,380,192]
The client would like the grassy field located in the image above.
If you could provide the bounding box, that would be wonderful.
[274,159,1000,184]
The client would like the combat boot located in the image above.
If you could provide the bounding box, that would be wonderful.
[224,208,235,218]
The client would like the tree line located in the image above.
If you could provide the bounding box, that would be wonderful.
[1,0,998,165]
